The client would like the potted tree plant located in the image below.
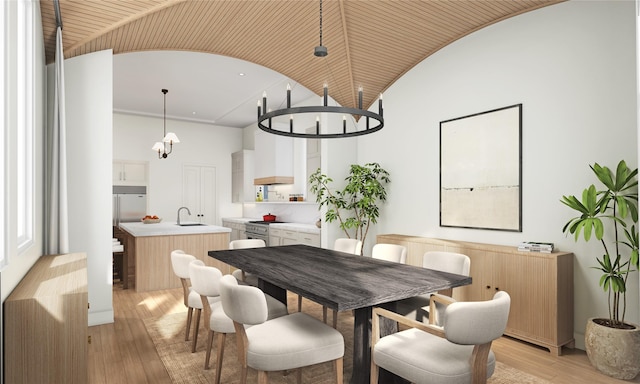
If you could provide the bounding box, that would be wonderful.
[309,162,390,255]
[561,160,640,380]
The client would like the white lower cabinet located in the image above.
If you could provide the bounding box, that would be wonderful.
[269,227,320,247]
[281,229,298,245]
[298,232,320,246]
[269,228,282,246]
[222,220,246,242]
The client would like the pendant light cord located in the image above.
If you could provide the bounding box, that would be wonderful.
[319,0,323,47]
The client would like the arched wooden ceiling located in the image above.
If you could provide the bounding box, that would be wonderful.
[39,0,564,111]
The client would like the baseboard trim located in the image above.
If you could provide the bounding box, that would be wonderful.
[89,309,114,326]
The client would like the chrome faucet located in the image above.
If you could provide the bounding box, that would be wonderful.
[177,206,191,225]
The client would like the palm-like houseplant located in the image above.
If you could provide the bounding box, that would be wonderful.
[309,162,390,255]
[561,160,640,379]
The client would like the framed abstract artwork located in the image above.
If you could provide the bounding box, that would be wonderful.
[439,104,522,231]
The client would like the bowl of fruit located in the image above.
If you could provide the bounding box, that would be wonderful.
[142,215,162,224]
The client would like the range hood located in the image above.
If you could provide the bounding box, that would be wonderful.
[254,176,294,185]
[254,131,294,185]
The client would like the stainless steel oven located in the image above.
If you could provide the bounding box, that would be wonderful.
[245,221,284,246]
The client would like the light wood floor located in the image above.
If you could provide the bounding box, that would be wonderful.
[88,285,640,384]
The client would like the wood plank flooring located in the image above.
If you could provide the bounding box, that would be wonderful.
[88,285,640,384]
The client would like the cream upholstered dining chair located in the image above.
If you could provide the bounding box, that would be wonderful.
[189,261,288,383]
[318,238,363,327]
[371,243,407,264]
[219,274,345,384]
[395,251,471,322]
[334,237,363,255]
[170,250,206,349]
[230,239,266,286]
[371,291,511,384]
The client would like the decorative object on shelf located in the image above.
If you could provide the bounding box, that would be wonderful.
[152,89,180,159]
[561,160,640,380]
[256,0,383,139]
[309,163,390,255]
[288,194,304,202]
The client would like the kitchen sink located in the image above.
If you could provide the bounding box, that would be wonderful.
[177,222,206,226]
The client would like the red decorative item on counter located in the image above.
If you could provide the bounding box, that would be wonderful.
[263,213,277,222]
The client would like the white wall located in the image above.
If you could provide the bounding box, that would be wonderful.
[113,113,244,222]
[354,1,637,348]
[64,50,115,325]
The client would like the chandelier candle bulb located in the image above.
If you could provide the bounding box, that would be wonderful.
[343,115,346,133]
[286,84,291,108]
[257,100,261,118]
[289,115,293,133]
[379,94,383,116]
[323,83,328,106]
[262,92,267,114]
[316,116,320,134]
[358,86,363,109]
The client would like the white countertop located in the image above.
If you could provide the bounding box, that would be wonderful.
[119,221,231,237]
[221,217,321,234]
[221,217,258,224]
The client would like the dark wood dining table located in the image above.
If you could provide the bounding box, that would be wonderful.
[208,244,472,384]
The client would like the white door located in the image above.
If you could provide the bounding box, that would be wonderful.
[183,165,217,225]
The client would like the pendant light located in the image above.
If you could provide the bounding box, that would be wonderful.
[256,0,384,139]
[152,89,180,158]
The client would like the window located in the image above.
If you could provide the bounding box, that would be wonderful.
[16,0,34,252]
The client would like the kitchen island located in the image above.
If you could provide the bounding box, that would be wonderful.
[119,222,231,292]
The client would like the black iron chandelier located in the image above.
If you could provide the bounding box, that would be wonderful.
[257,0,384,139]
[152,89,180,158]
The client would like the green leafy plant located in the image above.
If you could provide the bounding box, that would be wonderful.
[309,163,390,254]
[561,160,639,328]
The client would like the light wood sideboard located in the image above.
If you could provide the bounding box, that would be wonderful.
[377,234,574,356]
[4,252,88,383]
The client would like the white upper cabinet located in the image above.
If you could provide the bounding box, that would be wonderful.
[113,160,148,186]
[232,150,255,203]
[254,130,294,185]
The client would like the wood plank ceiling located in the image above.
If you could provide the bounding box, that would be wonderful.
[39,0,565,111]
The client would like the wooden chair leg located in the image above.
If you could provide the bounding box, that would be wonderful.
[204,330,214,369]
[335,357,343,384]
[295,368,302,384]
[258,370,269,384]
[214,332,226,384]
[240,366,248,384]
[185,307,194,341]
[370,357,379,384]
[192,308,201,353]
[332,310,338,329]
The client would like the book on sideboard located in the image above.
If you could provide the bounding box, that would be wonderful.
[517,241,554,253]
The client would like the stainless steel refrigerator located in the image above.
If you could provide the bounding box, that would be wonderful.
[113,185,147,226]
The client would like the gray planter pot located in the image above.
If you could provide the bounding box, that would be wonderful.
[585,317,640,380]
